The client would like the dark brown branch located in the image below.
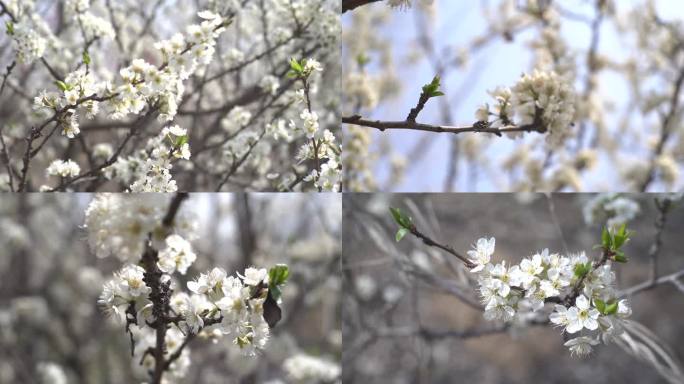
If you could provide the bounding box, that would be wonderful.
[406,87,430,122]
[162,315,223,371]
[342,115,545,136]
[342,0,383,13]
[639,66,684,191]
[0,61,15,98]
[138,193,188,384]
[649,198,671,283]
[162,193,189,227]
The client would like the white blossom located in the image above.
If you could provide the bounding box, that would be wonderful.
[46,159,80,178]
[467,237,495,272]
[566,295,600,333]
[157,234,197,275]
[564,336,599,357]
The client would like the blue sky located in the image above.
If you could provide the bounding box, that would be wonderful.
[344,0,684,191]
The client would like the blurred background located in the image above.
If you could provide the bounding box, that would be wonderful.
[342,0,684,192]
[343,193,684,383]
[0,193,341,383]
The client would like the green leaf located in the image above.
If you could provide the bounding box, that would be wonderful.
[422,76,443,98]
[614,252,628,263]
[390,207,403,225]
[574,262,591,278]
[389,207,412,229]
[55,80,69,92]
[605,301,619,315]
[289,58,303,73]
[601,227,612,249]
[594,299,606,314]
[613,224,633,249]
[269,285,282,301]
[395,228,408,242]
[175,135,189,148]
[268,264,290,287]
[356,53,370,67]
[82,51,91,65]
[5,21,14,36]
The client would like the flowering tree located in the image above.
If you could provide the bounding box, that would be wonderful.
[0,193,341,383]
[0,0,340,192]
[342,0,684,192]
[343,193,684,383]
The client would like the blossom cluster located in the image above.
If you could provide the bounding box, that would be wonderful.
[33,68,103,138]
[99,264,274,358]
[287,58,342,192]
[283,353,342,383]
[104,125,191,192]
[2,0,55,65]
[87,195,289,382]
[475,70,576,146]
[387,0,412,8]
[105,10,226,123]
[84,194,197,261]
[67,0,116,41]
[583,194,640,228]
[45,159,80,179]
[28,10,224,190]
[37,362,68,384]
[468,237,631,357]
[9,20,47,64]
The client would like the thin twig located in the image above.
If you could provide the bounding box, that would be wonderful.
[546,194,569,255]
[620,268,684,297]
[649,198,671,284]
[406,225,476,269]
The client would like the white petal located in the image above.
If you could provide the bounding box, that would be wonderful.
[584,317,598,330]
[588,308,600,319]
[575,295,589,310]
[566,319,582,334]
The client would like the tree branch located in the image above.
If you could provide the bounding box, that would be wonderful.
[342,115,545,136]
[405,224,476,269]
[342,0,384,13]
[139,193,188,384]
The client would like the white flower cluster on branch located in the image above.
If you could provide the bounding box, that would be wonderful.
[0,0,340,192]
[475,70,576,146]
[45,159,80,179]
[86,194,290,383]
[105,125,192,192]
[391,206,636,358]
[288,58,342,192]
[469,234,632,357]
[84,194,196,260]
